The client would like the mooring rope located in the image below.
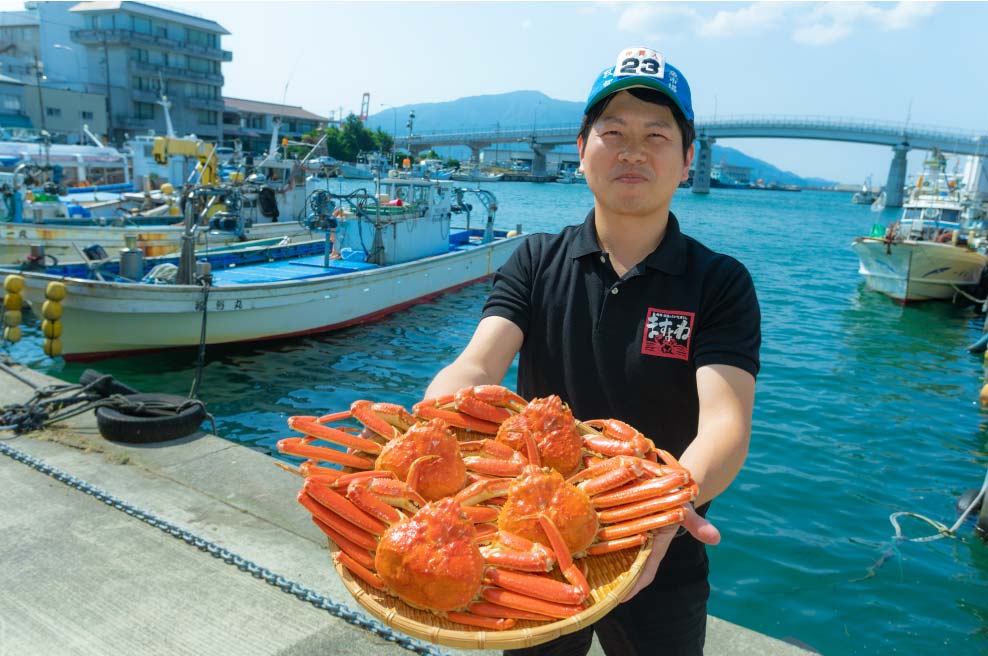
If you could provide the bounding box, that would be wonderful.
[0,440,448,656]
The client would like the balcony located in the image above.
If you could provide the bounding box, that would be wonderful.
[185,96,224,111]
[129,60,223,85]
[130,89,158,103]
[71,29,233,61]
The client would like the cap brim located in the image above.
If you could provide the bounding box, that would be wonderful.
[585,77,689,119]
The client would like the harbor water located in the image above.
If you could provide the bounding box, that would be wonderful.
[7,182,988,654]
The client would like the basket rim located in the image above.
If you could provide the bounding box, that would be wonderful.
[330,536,654,650]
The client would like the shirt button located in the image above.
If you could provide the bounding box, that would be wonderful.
[600,255,606,263]
[610,287,619,295]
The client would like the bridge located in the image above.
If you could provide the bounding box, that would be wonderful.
[406,116,988,207]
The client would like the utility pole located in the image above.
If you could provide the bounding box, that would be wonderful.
[33,51,46,133]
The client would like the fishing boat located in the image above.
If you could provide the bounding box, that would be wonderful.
[451,168,504,183]
[851,176,880,205]
[0,128,322,264]
[0,178,524,360]
[850,151,988,302]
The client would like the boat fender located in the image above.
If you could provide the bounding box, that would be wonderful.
[95,393,208,443]
[956,489,983,518]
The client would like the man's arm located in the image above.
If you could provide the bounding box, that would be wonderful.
[424,316,525,398]
[623,363,755,601]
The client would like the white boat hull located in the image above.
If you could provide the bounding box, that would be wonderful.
[12,235,524,360]
[0,221,314,263]
[850,237,987,302]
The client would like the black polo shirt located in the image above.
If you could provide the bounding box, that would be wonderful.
[482,208,760,582]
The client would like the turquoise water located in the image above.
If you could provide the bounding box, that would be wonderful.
[8,183,988,654]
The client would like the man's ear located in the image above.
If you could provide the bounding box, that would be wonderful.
[682,142,695,182]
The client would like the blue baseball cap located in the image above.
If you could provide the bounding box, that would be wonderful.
[584,46,694,121]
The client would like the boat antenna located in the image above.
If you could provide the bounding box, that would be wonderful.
[156,73,175,139]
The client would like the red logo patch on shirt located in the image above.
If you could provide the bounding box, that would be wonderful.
[641,308,694,360]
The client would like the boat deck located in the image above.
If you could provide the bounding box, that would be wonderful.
[208,229,493,286]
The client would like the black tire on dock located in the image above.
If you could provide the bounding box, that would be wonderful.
[79,369,141,397]
[95,393,207,443]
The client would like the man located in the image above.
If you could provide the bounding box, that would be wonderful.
[424,46,760,655]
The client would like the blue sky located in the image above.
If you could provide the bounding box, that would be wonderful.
[186,2,986,183]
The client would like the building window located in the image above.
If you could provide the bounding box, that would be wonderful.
[134,101,154,119]
[46,107,62,117]
[197,110,217,124]
[0,94,20,111]
[132,16,152,35]
[130,48,149,63]
[81,110,94,120]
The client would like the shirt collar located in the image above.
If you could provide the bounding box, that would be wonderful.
[571,208,688,275]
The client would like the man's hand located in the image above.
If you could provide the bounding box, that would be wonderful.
[621,505,721,602]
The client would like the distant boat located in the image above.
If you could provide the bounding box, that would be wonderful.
[850,150,987,303]
[852,176,880,204]
[0,178,524,360]
[451,168,503,183]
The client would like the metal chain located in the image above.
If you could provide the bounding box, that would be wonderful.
[0,440,449,656]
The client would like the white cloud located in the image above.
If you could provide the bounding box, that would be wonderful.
[617,4,702,40]
[793,2,939,45]
[615,2,939,45]
[697,2,789,38]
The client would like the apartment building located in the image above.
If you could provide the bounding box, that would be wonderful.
[222,97,328,155]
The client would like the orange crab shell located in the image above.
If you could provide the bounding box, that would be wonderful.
[497,466,599,556]
[374,498,485,612]
[375,418,467,501]
[496,395,583,478]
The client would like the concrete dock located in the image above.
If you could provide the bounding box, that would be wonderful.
[0,363,813,656]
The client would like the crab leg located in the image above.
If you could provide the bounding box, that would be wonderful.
[592,471,694,508]
[334,551,386,590]
[582,419,655,458]
[413,395,502,434]
[277,436,376,470]
[455,477,513,506]
[303,478,389,535]
[345,477,424,525]
[312,516,377,571]
[480,531,554,573]
[597,486,698,524]
[453,385,529,423]
[445,611,515,631]
[537,515,590,601]
[343,400,416,440]
[298,461,346,478]
[480,588,585,618]
[597,507,687,541]
[585,533,647,556]
[464,601,553,622]
[485,569,587,605]
[460,439,530,477]
[287,416,384,454]
[296,489,379,549]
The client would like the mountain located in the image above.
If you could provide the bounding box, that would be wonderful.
[365,92,836,187]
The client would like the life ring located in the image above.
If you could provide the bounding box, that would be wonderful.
[922,207,941,220]
[95,393,208,443]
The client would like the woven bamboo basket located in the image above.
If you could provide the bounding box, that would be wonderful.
[321,418,656,649]
[329,534,652,650]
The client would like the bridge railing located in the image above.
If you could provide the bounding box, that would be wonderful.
[407,116,988,149]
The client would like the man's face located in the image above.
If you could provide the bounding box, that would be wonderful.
[578,91,694,220]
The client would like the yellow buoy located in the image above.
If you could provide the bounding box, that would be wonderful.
[507,230,518,238]
[3,274,24,293]
[981,383,988,407]
[45,281,67,301]
[3,325,21,343]
[169,204,181,216]
[3,292,22,311]
[43,337,62,357]
[3,309,22,326]
[41,300,62,321]
[42,319,61,339]
[160,182,175,195]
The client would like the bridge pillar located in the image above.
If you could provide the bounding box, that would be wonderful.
[885,143,909,208]
[465,142,492,166]
[530,141,554,175]
[692,136,714,194]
